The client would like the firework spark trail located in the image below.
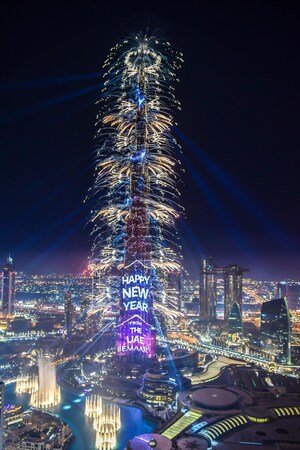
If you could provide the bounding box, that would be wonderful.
[89,33,183,280]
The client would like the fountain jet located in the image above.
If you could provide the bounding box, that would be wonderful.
[31,356,61,409]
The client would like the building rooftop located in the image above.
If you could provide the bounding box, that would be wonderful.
[128,433,172,450]
[191,387,239,410]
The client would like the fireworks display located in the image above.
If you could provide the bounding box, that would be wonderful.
[89,33,183,276]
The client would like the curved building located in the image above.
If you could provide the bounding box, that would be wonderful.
[260,297,291,364]
[138,368,178,409]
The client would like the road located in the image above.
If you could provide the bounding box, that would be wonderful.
[190,355,246,384]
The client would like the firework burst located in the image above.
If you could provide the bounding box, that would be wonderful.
[89,33,183,278]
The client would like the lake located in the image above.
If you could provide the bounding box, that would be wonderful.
[5,383,156,449]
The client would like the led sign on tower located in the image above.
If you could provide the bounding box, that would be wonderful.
[116,270,155,358]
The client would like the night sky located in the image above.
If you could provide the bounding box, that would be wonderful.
[1,1,300,280]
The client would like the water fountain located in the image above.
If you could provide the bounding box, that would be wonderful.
[16,373,38,394]
[85,395,121,450]
[31,356,61,408]
[85,393,103,418]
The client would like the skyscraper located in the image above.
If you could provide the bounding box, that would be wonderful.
[91,34,183,360]
[1,255,15,317]
[0,381,4,450]
[80,294,93,338]
[167,271,182,312]
[260,298,291,365]
[199,258,217,321]
[64,291,76,335]
[223,264,248,322]
[199,259,247,322]
[228,302,243,341]
[277,281,300,311]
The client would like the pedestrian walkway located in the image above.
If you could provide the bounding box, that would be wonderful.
[162,409,202,440]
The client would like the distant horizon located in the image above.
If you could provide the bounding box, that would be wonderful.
[6,251,299,283]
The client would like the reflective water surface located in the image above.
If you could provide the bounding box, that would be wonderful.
[5,383,156,449]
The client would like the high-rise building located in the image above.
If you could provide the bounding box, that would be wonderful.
[181,277,199,314]
[260,298,291,365]
[64,291,76,335]
[0,381,4,450]
[1,255,15,317]
[166,271,182,312]
[199,258,219,321]
[80,294,90,336]
[80,293,89,317]
[277,280,300,310]
[223,264,248,322]
[81,294,100,339]
[116,266,155,358]
[91,35,183,361]
[200,259,247,322]
[228,302,243,341]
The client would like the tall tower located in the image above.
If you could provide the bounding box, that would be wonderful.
[260,298,291,364]
[0,381,4,450]
[1,255,15,317]
[277,280,300,311]
[223,264,248,321]
[91,34,183,360]
[167,271,182,312]
[199,258,223,321]
[64,291,76,335]
[228,302,243,341]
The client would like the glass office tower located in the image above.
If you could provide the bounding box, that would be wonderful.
[260,298,291,364]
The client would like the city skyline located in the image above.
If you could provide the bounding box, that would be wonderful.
[1,6,300,449]
[1,1,300,280]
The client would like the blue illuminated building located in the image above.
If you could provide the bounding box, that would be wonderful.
[260,298,291,364]
[228,302,243,341]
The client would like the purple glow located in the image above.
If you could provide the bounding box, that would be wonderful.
[116,268,155,358]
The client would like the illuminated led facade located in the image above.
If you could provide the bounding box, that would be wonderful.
[90,34,183,359]
[116,269,155,357]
